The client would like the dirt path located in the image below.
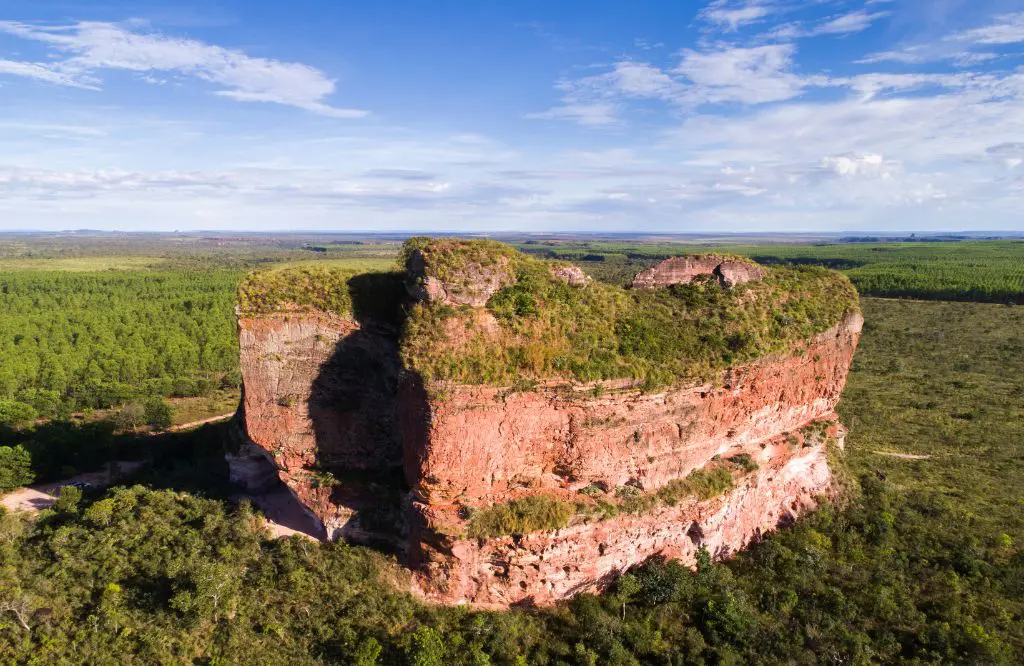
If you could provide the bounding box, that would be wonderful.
[166,412,234,432]
[873,451,932,460]
[0,461,147,513]
[1,457,318,542]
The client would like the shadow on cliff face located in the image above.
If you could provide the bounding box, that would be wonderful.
[307,272,412,552]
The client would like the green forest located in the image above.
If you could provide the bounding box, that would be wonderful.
[1,235,1022,663]
[0,271,242,418]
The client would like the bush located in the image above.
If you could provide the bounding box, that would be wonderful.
[0,445,34,492]
[113,402,146,431]
[0,399,38,428]
[726,453,759,473]
[144,398,173,432]
[467,495,576,538]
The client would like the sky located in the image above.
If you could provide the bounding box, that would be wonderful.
[1,0,1023,233]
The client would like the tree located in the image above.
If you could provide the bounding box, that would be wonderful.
[0,400,37,429]
[144,398,173,432]
[0,446,34,492]
[113,402,145,431]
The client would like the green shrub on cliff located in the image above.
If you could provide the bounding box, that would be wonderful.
[401,238,859,388]
[466,495,577,538]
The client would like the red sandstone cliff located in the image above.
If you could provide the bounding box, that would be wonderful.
[235,240,862,607]
[401,310,861,509]
[402,312,860,605]
[237,308,403,543]
[411,429,838,607]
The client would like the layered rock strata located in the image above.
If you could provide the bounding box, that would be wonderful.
[411,425,841,607]
[234,239,862,607]
[632,255,766,289]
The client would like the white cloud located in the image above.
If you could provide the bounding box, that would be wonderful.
[525,103,619,126]
[950,11,1024,45]
[821,153,898,178]
[860,11,1024,64]
[0,59,93,88]
[529,42,827,123]
[0,21,366,117]
[701,1,777,31]
[675,44,819,104]
[773,10,890,39]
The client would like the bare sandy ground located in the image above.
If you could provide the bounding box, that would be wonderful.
[242,485,324,541]
[166,413,234,432]
[0,460,147,513]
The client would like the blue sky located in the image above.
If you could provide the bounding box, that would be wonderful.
[1,0,1023,233]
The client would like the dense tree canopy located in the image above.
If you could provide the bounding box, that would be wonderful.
[0,271,241,416]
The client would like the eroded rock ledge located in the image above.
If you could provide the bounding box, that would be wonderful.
[233,239,862,607]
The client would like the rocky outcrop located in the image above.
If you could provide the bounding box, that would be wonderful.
[410,427,839,607]
[237,308,403,541]
[550,265,592,286]
[235,239,861,607]
[404,247,514,307]
[401,311,861,509]
[632,255,766,289]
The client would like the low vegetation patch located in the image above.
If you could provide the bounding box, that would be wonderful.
[466,495,576,538]
[470,466,742,538]
[238,266,407,325]
[401,238,859,388]
[237,265,361,317]
[726,453,760,473]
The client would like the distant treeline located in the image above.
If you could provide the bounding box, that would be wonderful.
[523,240,1024,304]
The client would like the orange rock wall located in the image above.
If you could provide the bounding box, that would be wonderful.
[238,311,402,534]
[410,433,836,607]
[401,311,863,508]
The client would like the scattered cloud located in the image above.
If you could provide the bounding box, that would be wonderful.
[950,11,1024,46]
[772,10,890,40]
[0,21,366,117]
[674,44,820,104]
[3,3,1024,231]
[525,102,619,127]
[859,11,1024,64]
[700,1,777,31]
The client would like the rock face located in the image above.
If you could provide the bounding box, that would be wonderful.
[401,311,861,509]
[237,309,403,542]
[411,429,839,607]
[632,255,766,289]
[402,312,861,606]
[235,240,861,607]
[405,247,514,307]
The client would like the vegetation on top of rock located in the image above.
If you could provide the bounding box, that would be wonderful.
[237,266,407,325]
[238,265,361,317]
[400,238,859,388]
[401,236,523,284]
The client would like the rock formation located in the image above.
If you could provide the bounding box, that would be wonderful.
[632,254,766,289]
[233,240,862,607]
